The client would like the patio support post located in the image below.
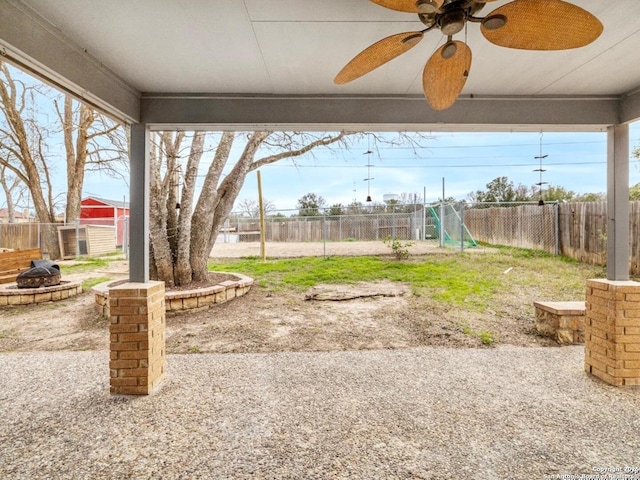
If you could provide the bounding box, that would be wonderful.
[129,123,150,283]
[584,123,640,387]
[606,124,629,281]
[108,122,166,395]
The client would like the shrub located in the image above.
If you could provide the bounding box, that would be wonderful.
[383,236,414,260]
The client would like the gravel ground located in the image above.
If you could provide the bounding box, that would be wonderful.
[2,347,639,479]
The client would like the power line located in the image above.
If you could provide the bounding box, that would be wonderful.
[355,140,606,151]
[259,160,626,170]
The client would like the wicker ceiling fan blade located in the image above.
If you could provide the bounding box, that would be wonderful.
[334,31,424,85]
[481,0,603,50]
[423,40,472,110]
[369,0,444,14]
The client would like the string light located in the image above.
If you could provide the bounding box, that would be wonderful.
[363,135,374,202]
[533,132,548,206]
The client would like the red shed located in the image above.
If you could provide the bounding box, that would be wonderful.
[80,196,129,247]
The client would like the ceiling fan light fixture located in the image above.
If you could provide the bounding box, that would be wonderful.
[482,14,507,31]
[441,41,458,59]
[415,0,438,14]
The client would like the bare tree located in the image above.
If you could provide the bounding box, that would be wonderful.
[0,162,22,222]
[148,130,434,287]
[0,61,127,257]
[149,131,361,286]
[236,198,275,218]
[0,62,59,255]
[54,96,127,221]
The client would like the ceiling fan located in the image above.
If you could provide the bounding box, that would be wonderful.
[333,0,603,110]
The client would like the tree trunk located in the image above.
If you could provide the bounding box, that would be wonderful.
[161,132,184,270]
[189,132,236,281]
[148,135,174,286]
[147,130,357,286]
[0,167,18,223]
[175,132,204,285]
[64,99,93,222]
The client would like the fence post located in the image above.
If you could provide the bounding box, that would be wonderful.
[322,210,327,258]
[439,203,445,248]
[460,203,465,252]
[392,205,396,239]
[75,219,80,259]
[124,216,129,259]
[554,202,560,256]
[420,201,427,240]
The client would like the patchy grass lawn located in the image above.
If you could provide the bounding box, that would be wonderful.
[208,247,602,313]
[189,247,605,353]
[0,246,604,354]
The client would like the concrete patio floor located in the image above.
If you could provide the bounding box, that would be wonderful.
[1,346,639,479]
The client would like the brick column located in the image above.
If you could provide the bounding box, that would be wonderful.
[109,281,166,395]
[585,279,640,387]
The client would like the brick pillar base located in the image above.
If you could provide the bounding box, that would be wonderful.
[585,279,640,387]
[109,281,166,395]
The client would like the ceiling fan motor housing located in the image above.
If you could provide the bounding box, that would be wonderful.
[440,9,466,35]
[419,0,487,29]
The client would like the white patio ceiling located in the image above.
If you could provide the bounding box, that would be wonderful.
[2,0,640,130]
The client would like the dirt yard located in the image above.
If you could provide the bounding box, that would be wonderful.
[0,242,559,354]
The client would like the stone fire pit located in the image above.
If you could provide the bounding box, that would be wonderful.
[16,260,61,288]
[0,260,82,306]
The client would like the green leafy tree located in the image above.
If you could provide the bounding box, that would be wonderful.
[574,192,605,202]
[468,176,531,204]
[346,201,365,214]
[540,185,576,202]
[328,203,343,216]
[630,183,640,201]
[297,193,326,217]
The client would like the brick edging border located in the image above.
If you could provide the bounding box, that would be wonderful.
[0,281,83,306]
[93,273,254,316]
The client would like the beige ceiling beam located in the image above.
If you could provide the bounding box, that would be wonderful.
[140,94,619,132]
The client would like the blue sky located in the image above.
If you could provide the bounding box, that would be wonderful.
[4,64,640,214]
[78,127,640,213]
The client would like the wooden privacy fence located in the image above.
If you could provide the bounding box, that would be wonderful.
[0,223,40,250]
[464,201,640,275]
[557,202,607,267]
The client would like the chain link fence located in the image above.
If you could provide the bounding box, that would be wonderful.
[224,202,561,255]
[463,202,559,255]
[226,205,434,244]
[2,202,567,260]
